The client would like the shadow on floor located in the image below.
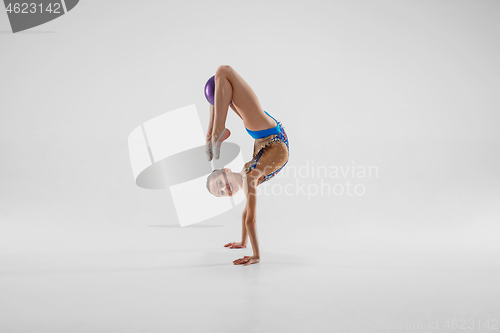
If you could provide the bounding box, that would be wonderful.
[0,31,56,34]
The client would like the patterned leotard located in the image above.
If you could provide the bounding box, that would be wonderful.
[243,113,289,186]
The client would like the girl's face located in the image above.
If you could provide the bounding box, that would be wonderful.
[208,168,240,197]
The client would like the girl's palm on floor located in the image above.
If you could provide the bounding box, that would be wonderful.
[233,255,260,266]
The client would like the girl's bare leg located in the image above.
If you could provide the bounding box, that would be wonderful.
[207,104,215,139]
[215,65,274,130]
[212,68,233,159]
[213,68,233,136]
[205,104,215,160]
[211,65,276,159]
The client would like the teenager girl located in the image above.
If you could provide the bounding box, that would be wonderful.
[205,65,289,266]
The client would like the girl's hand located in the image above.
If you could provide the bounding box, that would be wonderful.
[224,242,246,249]
[233,255,260,266]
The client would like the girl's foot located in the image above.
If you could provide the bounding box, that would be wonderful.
[212,128,231,160]
[205,141,213,161]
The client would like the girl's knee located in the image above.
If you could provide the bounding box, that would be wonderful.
[215,65,232,78]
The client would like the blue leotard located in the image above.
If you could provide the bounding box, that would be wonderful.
[245,111,281,139]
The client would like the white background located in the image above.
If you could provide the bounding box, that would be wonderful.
[1,1,499,332]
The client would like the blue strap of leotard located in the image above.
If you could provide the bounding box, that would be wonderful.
[245,111,281,139]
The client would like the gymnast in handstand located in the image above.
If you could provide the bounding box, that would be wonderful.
[205,65,289,266]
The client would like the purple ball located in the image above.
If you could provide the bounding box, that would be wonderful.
[204,75,232,106]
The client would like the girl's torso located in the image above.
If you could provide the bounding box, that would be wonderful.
[240,115,289,196]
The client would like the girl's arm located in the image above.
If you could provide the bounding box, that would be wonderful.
[233,172,260,265]
[245,185,260,259]
[241,208,248,246]
[225,208,248,249]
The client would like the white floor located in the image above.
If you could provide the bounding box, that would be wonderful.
[1,0,500,332]
[1,221,499,333]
